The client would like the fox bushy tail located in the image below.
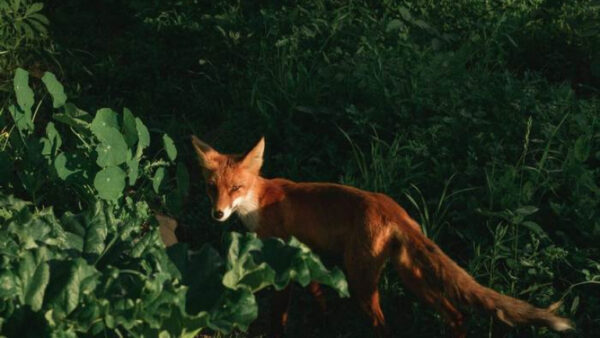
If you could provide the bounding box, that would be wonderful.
[392,227,573,332]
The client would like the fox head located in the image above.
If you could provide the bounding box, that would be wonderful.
[191,135,264,222]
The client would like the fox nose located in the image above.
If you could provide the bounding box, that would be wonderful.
[213,210,224,220]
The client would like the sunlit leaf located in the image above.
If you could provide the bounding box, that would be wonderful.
[153,167,166,193]
[94,127,128,167]
[18,248,50,311]
[13,68,34,116]
[41,72,67,108]
[135,117,150,158]
[94,166,126,200]
[122,108,138,148]
[163,134,177,161]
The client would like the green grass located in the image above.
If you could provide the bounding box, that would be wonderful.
[2,0,599,336]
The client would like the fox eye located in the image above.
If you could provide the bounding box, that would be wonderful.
[231,185,242,192]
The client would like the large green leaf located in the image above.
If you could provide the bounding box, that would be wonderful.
[225,233,349,296]
[7,207,56,249]
[41,72,67,108]
[91,108,119,131]
[13,68,34,116]
[263,237,348,296]
[94,166,126,200]
[44,258,99,319]
[94,127,128,167]
[18,248,50,311]
[167,232,349,334]
[223,233,274,292]
[60,201,108,256]
[207,288,257,333]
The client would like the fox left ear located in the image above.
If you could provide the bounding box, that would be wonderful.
[191,135,218,170]
[241,137,265,173]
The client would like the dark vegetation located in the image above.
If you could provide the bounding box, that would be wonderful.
[1,0,599,337]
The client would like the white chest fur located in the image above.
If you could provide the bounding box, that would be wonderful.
[233,191,261,232]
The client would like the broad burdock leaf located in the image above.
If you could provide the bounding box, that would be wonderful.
[223,233,274,292]
[260,236,349,296]
[208,288,257,333]
[94,166,126,200]
[7,206,57,249]
[41,72,67,108]
[153,167,166,193]
[60,202,108,255]
[82,201,109,256]
[45,258,99,319]
[13,68,34,116]
[91,108,119,131]
[122,108,138,148]
[18,248,50,311]
[163,134,177,161]
[223,233,349,296]
[135,117,150,158]
[94,127,128,167]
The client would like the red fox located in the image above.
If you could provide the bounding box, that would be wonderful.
[191,135,573,337]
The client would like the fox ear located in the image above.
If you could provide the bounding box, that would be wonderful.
[191,135,218,170]
[241,137,265,173]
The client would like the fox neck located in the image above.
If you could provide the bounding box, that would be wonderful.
[234,177,262,231]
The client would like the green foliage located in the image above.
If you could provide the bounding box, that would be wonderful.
[1,0,599,336]
[0,0,51,93]
[0,69,349,336]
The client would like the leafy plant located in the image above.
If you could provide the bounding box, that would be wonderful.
[0,0,51,93]
[0,68,349,336]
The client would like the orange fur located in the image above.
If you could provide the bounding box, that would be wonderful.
[192,136,573,337]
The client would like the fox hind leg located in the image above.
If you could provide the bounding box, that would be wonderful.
[344,247,389,337]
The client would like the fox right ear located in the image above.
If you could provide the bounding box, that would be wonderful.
[191,135,218,170]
